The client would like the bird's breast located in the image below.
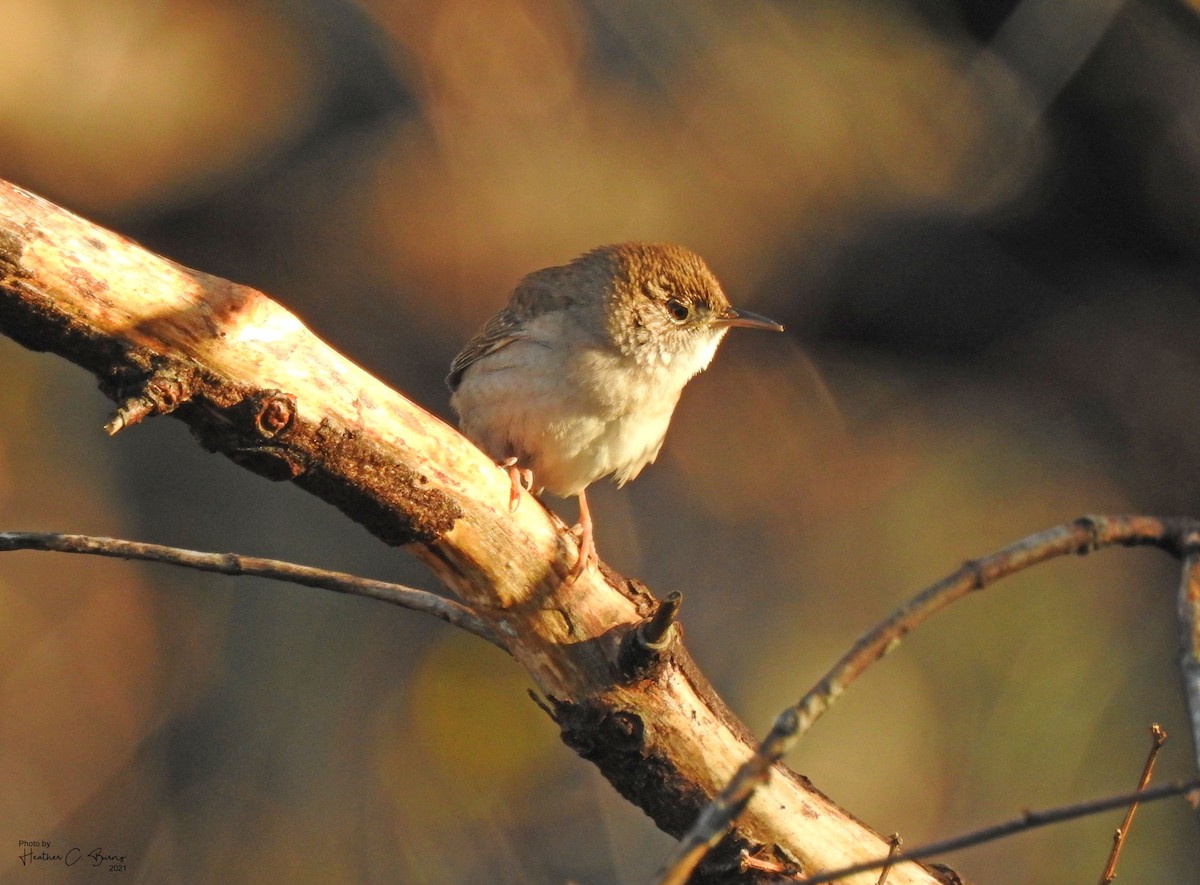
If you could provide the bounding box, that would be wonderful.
[450,323,722,497]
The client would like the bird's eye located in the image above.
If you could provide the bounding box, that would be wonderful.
[665,298,690,322]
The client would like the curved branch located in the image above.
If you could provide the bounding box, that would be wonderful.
[0,531,500,647]
[792,515,1190,739]
[662,515,1200,881]
[792,777,1200,885]
[1178,544,1200,775]
[0,178,936,882]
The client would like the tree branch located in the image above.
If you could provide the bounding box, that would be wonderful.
[793,516,1190,741]
[0,178,938,882]
[791,777,1200,885]
[661,515,1200,881]
[1178,537,1200,775]
[1098,723,1168,885]
[0,530,500,647]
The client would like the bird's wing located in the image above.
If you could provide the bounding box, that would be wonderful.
[445,268,573,391]
[446,307,524,391]
[508,264,575,315]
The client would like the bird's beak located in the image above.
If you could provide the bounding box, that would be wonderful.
[713,307,784,332]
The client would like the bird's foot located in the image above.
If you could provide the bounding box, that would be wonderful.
[498,457,533,512]
[567,524,598,583]
[566,490,597,583]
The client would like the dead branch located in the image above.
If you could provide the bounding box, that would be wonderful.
[0,178,939,883]
[1098,724,1167,884]
[792,516,1193,742]
[790,777,1200,885]
[662,515,1200,881]
[1179,543,1200,775]
[0,530,499,647]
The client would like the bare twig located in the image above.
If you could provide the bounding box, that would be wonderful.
[794,778,1200,885]
[656,709,800,885]
[1099,724,1168,884]
[0,531,502,649]
[877,834,902,885]
[661,515,1199,882]
[792,516,1187,741]
[1178,540,1200,775]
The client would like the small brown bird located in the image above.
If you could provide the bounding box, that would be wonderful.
[447,242,783,580]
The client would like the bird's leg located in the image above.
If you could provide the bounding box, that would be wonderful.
[498,456,533,512]
[567,489,598,582]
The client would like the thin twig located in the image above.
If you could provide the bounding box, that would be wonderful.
[792,516,1185,741]
[655,709,799,885]
[793,778,1200,885]
[1178,541,1200,775]
[657,515,1196,884]
[877,833,902,885]
[1099,723,1167,884]
[0,531,503,649]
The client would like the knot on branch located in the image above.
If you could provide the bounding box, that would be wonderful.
[617,590,682,680]
[1071,515,1104,556]
[557,700,646,760]
[104,362,198,434]
[252,390,298,439]
[189,388,308,481]
[962,558,988,591]
[1160,516,1200,559]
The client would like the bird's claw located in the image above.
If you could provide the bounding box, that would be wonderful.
[565,491,597,583]
[566,529,598,583]
[499,457,533,512]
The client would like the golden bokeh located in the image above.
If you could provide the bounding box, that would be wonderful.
[1,1,1198,882]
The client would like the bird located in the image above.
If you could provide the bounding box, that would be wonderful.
[447,242,783,581]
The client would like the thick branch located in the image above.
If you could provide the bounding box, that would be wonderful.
[0,179,935,882]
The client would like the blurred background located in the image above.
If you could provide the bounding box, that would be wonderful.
[2,0,1199,881]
